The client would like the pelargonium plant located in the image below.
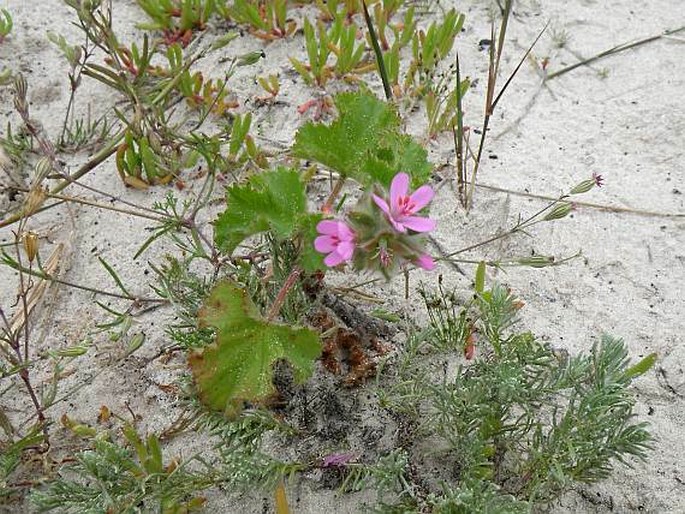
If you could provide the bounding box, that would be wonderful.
[315,172,437,278]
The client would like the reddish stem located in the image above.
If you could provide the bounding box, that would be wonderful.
[267,268,303,322]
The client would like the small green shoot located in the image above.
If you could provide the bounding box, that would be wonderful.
[0,9,12,43]
[137,0,217,45]
[222,0,295,40]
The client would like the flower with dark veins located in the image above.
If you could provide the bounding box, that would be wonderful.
[314,220,356,267]
[372,172,436,233]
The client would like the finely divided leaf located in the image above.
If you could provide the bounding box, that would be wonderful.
[189,281,321,417]
[214,168,307,254]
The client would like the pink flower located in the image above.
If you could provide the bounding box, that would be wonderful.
[592,172,604,187]
[372,173,436,233]
[321,452,355,468]
[414,253,436,271]
[314,220,356,267]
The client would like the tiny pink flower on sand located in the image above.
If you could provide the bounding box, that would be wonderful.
[414,253,436,271]
[592,172,604,187]
[321,452,355,468]
[315,220,356,267]
[372,172,436,233]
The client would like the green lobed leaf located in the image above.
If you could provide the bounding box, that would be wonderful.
[292,91,431,188]
[214,167,307,254]
[189,281,321,417]
[364,133,432,187]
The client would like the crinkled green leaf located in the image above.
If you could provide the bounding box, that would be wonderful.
[364,133,432,187]
[214,168,307,254]
[293,91,431,188]
[189,281,321,417]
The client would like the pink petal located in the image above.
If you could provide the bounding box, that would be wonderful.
[408,185,434,212]
[337,222,356,241]
[324,251,345,267]
[372,194,391,216]
[390,173,409,209]
[314,235,336,253]
[337,241,355,260]
[415,254,436,271]
[399,216,436,233]
[316,220,341,236]
[389,217,407,233]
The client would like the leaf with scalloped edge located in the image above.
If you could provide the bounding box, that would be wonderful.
[293,91,431,189]
[189,281,321,417]
[214,167,307,254]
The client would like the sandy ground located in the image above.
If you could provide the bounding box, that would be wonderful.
[0,0,684,512]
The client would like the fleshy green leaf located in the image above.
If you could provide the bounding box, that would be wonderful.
[214,168,307,254]
[189,281,321,417]
[624,352,657,380]
[475,261,486,294]
[293,91,431,188]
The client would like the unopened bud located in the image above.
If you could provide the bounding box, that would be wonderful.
[13,74,28,113]
[570,179,596,195]
[34,156,53,184]
[517,255,555,268]
[55,345,89,357]
[22,187,46,217]
[23,231,39,263]
[147,132,162,154]
[543,202,572,221]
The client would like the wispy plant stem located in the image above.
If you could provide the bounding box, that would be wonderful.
[362,0,393,101]
[546,25,685,81]
[322,175,346,213]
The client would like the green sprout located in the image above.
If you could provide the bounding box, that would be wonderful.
[0,9,12,43]
[137,0,218,45]
[221,0,295,40]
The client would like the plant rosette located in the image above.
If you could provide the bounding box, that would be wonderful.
[315,172,436,279]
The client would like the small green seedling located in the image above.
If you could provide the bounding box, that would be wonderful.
[257,73,280,100]
[137,0,217,46]
[165,44,238,116]
[425,72,470,139]
[290,12,369,87]
[115,128,198,187]
[314,0,359,21]
[290,17,333,87]
[221,0,295,40]
[370,0,407,51]
[225,112,267,167]
[405,9,464,94]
